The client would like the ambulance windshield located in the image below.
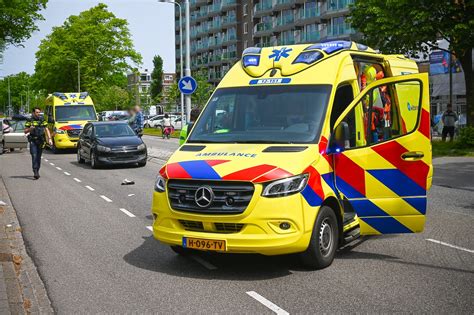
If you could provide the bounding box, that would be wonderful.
[188,85,331,144]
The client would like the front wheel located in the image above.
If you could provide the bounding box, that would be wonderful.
[77,147,85,164]
[90,151,100,169]
[300,206,339,270]
[137,160,147,167]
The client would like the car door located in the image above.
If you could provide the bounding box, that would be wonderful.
[4,121,28,149]
[80,124,92,158]
[332,73,431,235]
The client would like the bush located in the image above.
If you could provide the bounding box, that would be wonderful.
[456,126,474,148]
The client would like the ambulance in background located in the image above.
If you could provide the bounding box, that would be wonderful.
[44,92,97,152]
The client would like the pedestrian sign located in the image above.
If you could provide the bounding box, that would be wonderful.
[178,76,198,95]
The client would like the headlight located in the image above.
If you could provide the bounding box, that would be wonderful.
[96,145,111,153]
[262,174,308,198]
[137,143,146,150]
[154,174,166,192]
[54,127,65,134]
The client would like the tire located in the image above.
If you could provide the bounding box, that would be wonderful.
[300,205,339,270]
[77,146,85,164]
[90,151,100,169]
[0,141,4,155]
[9,148,14,152]
[138,160,147,167]
[51,141,58,154]
[170,245,190,256]
[145,124,150,128]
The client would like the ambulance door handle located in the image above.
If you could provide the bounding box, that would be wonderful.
[401,151,424,161]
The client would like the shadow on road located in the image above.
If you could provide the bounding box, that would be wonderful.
[9,175,36,181]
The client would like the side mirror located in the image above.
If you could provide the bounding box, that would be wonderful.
[328,122,350,154]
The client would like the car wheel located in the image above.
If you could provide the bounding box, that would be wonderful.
[77,146,85,164]
[145,123,150,128]
[91,151,100,169]
[9,148,14,152]
[51,141,58,154]
[300,205,339,270]
[0,141,4,155]
[138,160,147,167]
[170,246,191,256]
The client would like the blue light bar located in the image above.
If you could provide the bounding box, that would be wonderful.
[293,51,324,65]
[243,55,260,67]
[305,41,352,54]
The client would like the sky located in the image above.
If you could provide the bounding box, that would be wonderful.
[0,0,176,76]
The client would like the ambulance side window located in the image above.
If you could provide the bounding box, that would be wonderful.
[331,84,354,129]
[338,101,366,149]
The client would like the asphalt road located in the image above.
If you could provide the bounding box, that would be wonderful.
[0,143,473,313]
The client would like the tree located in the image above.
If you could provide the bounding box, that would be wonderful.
[349,0,474,125]
[192,71,214,109]
[0,0,48,53]
[150,55,163,100]
[0,72,33,113]
[94,85,130,112]
[34,3,142,94]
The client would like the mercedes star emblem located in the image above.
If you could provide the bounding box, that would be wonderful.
[195,186,214,208]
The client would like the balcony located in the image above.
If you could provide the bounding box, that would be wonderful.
[208,19,221,32]
[253,0,273,18]
[222,15,237,28]
[273,13,295,32]
[222,50,238,62]
[221,0,237,11]
[279,34,295,45]
[321,0,354,19]
[253,22,273,37]
[208,3,221,16]
[298,31,321,43]
[295,7,320,26]
[273,0,293,11]
[327,22,354,38]
[223,33,238,45]
[208,54,223,65]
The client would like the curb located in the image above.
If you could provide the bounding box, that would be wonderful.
[0,176,53,314]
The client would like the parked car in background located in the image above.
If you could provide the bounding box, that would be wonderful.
[1,118,28,153]
[77,121,147,168]
[144,115,164,128]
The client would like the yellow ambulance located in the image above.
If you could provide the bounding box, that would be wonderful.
[44,92,97,152]
[151,41,432,269]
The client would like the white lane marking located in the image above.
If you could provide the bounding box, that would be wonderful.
[128,194,135,197]
[426,239,474,254]
[49,163,55,166]
[246,291,289,315]
[146,226,153,231]
[44,159,48,162]
[85,185,95,191]
[64,172,71,176]
[56,166,62,171]
[73,178,82,183]
[119,208,136,218]
[190,255,218,270]
[100,195,113,203]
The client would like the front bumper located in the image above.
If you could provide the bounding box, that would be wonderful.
[97,151,147,164]
[151,184,319,255]
[54,134,78,149]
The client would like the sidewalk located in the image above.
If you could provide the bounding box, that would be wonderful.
[0,177,53,314]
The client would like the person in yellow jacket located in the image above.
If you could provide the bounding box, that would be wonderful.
[179,107,201,146]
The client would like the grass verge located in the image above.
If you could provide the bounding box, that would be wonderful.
[432,140,474,157]
[143,127,180,138]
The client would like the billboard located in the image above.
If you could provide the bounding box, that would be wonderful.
[429,51,462,75]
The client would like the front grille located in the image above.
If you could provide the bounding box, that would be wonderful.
[67,129,81,138]
[179,220,204,231]
[168,179,254,215]
[214,223,244,233]
[111,146,138,151]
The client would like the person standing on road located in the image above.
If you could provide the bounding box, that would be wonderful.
[133,105,144,137]
[24,107,53,179]
[441,103,458,142]
[179,107,201,145]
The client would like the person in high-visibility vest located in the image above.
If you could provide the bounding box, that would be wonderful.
[179,107,201,146]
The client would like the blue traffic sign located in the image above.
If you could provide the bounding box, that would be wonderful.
[178,76,198,95]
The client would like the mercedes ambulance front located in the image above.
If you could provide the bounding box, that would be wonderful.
[151,41,432,269]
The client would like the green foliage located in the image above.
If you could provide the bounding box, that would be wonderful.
[150,55,163,99]
[34,3,142,95]
[0,72,38,113]
[93,85,130,112]
[456,126,474,148]
[191,71,214,109]
[0,0,48,48]
[349,0,474,125]
[432,140,474,157]
[164,82,180,109]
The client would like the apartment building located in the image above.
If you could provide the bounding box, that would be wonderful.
[175,0,358,83]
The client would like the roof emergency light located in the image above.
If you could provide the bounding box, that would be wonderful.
[243,55,260,67]
[293,51,324,65]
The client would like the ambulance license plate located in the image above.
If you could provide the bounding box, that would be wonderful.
[183,237,226,251]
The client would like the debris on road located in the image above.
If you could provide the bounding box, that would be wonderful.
[121,179,135,185]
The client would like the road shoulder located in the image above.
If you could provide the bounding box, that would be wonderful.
[0,176,53,314]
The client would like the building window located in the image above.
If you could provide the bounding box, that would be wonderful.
[243,4,248,16]
[243,22,248,34]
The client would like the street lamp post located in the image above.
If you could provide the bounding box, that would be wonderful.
[158,0,185,125]
[67,58,81,92]
[184,0,191,122]
[23,83,30,113]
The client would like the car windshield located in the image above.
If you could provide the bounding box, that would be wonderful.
[55,105,96,121]
[94,124,136,138]
[188,85,331,144]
